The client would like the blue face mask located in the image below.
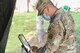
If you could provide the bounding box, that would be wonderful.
[42,14,50,21]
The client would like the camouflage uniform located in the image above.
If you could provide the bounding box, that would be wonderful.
[36,0,76,53]
[46,8,76,53]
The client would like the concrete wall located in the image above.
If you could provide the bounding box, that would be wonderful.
[52,0,80,12]
[15,0,80,12]
[15,0,37,12]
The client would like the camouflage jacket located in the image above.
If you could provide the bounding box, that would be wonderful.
[47,8,75,53]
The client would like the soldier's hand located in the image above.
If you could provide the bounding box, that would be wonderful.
[31,46,38,53]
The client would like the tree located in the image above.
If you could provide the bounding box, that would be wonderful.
[27,0,30,12]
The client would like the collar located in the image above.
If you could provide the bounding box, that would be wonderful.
[50,8,64,23]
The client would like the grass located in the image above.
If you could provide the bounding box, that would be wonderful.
[71,12,80,43]
[5,12,36,53]
[5,12,80,53]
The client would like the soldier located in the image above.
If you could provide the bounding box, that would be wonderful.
[36,0,76,53]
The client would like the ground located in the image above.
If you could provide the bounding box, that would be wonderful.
[5,12,80,53]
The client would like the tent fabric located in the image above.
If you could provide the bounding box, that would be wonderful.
[0,0,16,53]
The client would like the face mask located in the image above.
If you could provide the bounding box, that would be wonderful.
[42,14,50,21]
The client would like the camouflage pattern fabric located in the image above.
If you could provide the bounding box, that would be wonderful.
[44,8,76,53]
